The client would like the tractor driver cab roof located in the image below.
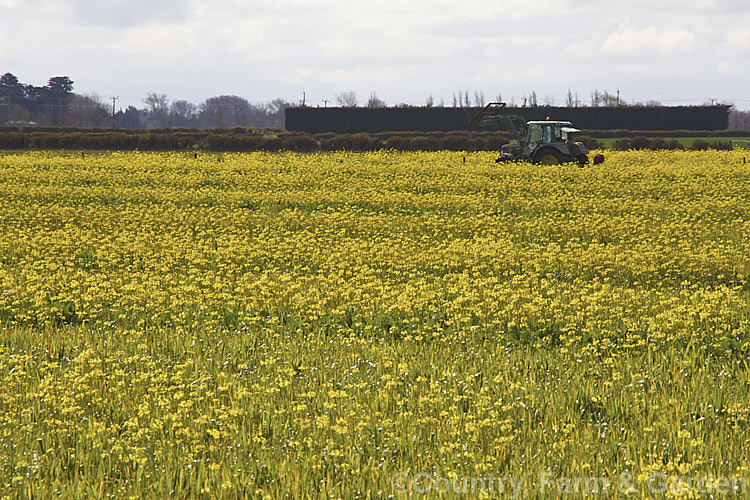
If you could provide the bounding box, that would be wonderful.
[527,120,574,127]
[526,121,581,133]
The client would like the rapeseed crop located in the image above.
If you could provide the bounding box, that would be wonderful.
[1,150,749,498]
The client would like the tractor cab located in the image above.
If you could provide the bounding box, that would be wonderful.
[524,121,579,157]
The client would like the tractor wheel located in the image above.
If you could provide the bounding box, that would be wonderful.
[533,150,562,165]
[576,154,589,167]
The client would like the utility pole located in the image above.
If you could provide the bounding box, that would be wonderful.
[322,99,329,108]
[110,96,118,129]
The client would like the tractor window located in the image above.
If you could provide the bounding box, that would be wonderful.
[542,125,554,144]
[528,125,542,145]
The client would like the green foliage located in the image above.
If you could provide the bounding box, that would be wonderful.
[576,135,601,150]
[0,125,743,153]
[319,133,383,151]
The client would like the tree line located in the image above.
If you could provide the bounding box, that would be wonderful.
[3,73,749,130]
[119,93,290,129]
[1,73,290,129]
[0,73,76,125]
[342,89,683,108]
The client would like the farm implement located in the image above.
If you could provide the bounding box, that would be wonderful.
[470,102,599,166]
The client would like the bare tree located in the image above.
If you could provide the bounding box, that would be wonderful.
[144,93,168,114]
[425,94,434,107]
[268,98,289,115]
[143,93,169,127]
[473,91,485,107]
[65,93,110,127]
[199,95,252,128]
[564,91,583,107]
[169,100,197,127]
[335,91,358,107]
[263,98,290,128]
[591,90,619,107]
[729,107,750,130]
[366,91,386,108]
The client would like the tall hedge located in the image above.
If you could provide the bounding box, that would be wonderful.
[0,125,744,152]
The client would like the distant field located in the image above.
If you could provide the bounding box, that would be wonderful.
[596,136,750,149]
[1,150,750,498]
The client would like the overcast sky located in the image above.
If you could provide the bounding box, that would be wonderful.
[1,0,749,110]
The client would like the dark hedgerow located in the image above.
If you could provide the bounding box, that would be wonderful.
[690,139,733,150]
[281,134,318,152]
[319,134,384,152]
[613,136,732,151]
[0,126,742,152]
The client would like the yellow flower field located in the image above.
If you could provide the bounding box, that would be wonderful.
[1,149,750,498]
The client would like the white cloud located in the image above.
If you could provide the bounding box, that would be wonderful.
[602,25,696,56]
[0,0,748,107]
[614,64,651,75]
[725,28,750,49]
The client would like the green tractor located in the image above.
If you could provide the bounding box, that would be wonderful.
[470,102,593,166]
